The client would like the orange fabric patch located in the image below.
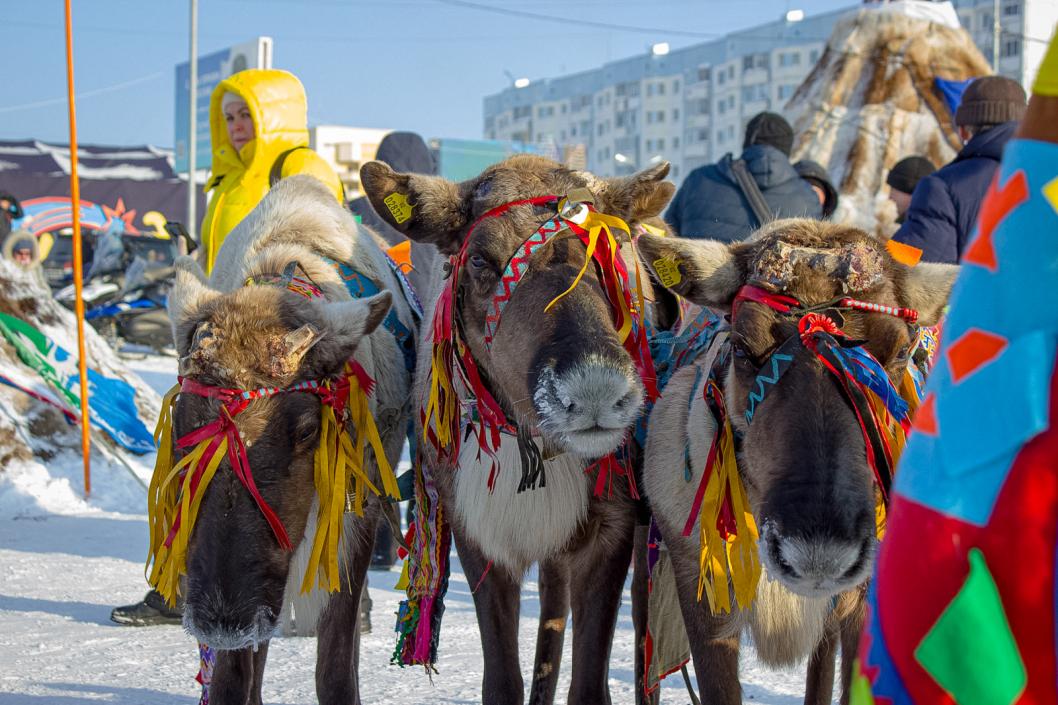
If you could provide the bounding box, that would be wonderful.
[886,239,923,267]
[946,328,1008,384]
[912,393,938,436]
[386,239,413,272]
[963,171,1029,272]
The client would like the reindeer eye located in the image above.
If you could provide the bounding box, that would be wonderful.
[469,254,489,270]
[295,416,320,445]
[474,180,493,199]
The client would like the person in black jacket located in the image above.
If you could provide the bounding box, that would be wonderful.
[890,76,1026,264]
[665,112,822,241]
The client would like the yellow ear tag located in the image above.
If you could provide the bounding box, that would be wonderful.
[384,193,413,224]
[653,257,682,288]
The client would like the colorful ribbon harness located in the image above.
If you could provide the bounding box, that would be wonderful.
[684,283,929,614]
[146,262,401,605]
[395,193,659,669]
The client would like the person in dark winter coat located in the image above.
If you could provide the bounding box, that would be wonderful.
[794,159,839,219]
[890,76,1026,264]
[349,131,438,301]
[665,112,822,241]
[350,131,437,571]
[885,156,935,223]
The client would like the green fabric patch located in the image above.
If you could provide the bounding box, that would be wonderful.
[915,548,1026,705]
[848,660,876,705]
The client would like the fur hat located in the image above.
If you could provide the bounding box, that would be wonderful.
[221,91,247,111]
[743,112,795,156]
[886,156,936,194]
[955,76,1027,127]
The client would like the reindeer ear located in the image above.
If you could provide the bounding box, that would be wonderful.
[636,233,742,310]
[309,291,393,375]
[901,262,959,327]
[599,161,676,222]
[359,161,468,255]
[168,257,221,355]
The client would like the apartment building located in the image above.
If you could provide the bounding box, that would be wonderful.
[309,125,391,198]
[483,0,1056,183]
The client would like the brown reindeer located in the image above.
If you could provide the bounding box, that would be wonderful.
[158,176,416,705]
[636,220,956,704]
[360,155,674,705]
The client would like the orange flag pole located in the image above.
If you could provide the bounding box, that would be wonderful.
[64,0,91,497]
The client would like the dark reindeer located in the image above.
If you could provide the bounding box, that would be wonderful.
[636,219,957,705]
[360,155,675,705]
[158,176,416,705]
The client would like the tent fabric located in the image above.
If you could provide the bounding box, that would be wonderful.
[934,77,977,121]
[0,139,205,231]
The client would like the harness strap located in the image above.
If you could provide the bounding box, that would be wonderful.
[325,257,417,373]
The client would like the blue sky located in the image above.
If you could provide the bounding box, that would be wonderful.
[3,0,854,148]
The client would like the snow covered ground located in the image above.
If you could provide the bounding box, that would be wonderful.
[0,351,815,704]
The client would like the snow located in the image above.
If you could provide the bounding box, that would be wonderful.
[0,351,818,704]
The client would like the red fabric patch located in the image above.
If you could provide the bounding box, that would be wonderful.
[945,328,1008,384]
[912,394,938,436]
[963,171,1029,272]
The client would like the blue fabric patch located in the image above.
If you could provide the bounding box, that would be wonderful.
[934,77,976,122]
[893,140,1058,526]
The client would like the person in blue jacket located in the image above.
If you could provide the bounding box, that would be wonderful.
[890,76,1026,264]
[664,112,821,242]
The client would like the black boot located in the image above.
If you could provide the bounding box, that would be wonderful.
[110,589,183,626]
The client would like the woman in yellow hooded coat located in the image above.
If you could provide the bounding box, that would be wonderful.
[199,68,343,273]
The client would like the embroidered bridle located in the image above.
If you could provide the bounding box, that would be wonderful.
[731,283,921,501]
[423,192,657,495]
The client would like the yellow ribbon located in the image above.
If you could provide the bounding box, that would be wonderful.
[695,408,761,614]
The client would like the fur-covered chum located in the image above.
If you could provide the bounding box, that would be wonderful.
[163,174,418,705]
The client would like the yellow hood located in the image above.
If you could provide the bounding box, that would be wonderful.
[207,68,310,187]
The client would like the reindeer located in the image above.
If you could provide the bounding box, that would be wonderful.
[359,155,678,705]
[635,220,956,705]
[153,175,418,705]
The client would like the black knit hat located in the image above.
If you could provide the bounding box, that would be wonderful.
[794,159,839,218]
[886,156,935,194]
[954,76,1027,127]
[744,112,795,156]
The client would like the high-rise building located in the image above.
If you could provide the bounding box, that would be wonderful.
[483,1,1056,184]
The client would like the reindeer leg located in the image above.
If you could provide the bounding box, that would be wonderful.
[455,526,525,705]
[566,508,635,705]
[210,643,268,705]
[529,558,570,705]
[803,618,838,705]
[664,531,741,705]
[632,523,659,705]
[837,589,867,705]
[315,506,379,705]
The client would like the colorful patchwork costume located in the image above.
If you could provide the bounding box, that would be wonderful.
[855,31,1058,705]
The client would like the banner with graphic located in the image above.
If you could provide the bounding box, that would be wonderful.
[0,313,155,454]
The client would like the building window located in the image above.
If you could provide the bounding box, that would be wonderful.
[727,125,735,140]
[718,71,726,86]
[779,52,802,67]
[743,55,755,72]
[657,110,666,123]
[728,95,735,109]
[646,84,654,97]
[778,84,796,100]
[1002,38,1020,57]
[672,107,680,120]
[718,101,726,115]
[658,82,666,96]
[673,79,680,92]
[1003,2,1019,15]
[571,125,577,137]
[698,66,711,82]
[809,49,820,64]
[672,165,679,178]
[598,123,605,136]
[561,104,567,114]
[657,138,665,150]
[514,106,530,119]
[560,130,566,141]
[697,128,708,142]
[728,65,735,79]
[673,136,680,148]
[697,98,709,114]
[645,139,652,151]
